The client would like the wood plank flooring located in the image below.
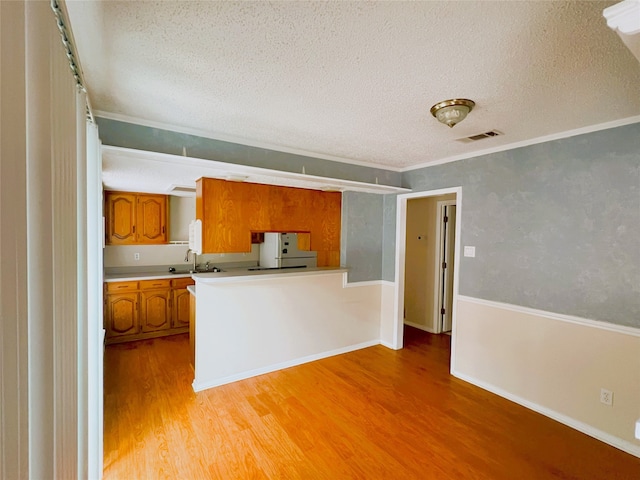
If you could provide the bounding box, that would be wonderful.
[104,327,640,479]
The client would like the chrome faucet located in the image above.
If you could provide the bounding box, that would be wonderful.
[185,248,197,272]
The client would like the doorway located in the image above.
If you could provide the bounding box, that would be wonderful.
[436,201,456,334]
[392,187,462,370]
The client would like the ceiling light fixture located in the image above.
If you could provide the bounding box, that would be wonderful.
[430,98,475,128]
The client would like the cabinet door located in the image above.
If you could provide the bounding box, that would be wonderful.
[172,288,191,328]
[140,289,171,332]
[105,293,139,337]
[137,195,167,244]
[106,192,137,245]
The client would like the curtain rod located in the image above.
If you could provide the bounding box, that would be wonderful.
[50,0,95,123]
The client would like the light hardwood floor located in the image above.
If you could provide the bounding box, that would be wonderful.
[104,327,640,479]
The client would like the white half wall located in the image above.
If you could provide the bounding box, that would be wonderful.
[453,296,640,457]
[193,272,382,390]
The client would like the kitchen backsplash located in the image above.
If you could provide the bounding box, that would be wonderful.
[104,243,260,268]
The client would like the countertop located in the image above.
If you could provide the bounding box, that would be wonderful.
[104,266,348,283]
[193,267,348,284]
[104,271,193,282]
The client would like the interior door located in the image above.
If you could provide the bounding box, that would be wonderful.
[440,204,457,333]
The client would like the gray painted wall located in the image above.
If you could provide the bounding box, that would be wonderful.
[394,123,640,327]
[96,117,401,186]
[341,192,384,282]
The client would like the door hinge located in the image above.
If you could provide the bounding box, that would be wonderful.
[443,216,448,223]
[441,307,446,315]
[442,262,447,269]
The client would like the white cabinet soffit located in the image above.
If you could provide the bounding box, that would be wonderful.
[101,146,410,195]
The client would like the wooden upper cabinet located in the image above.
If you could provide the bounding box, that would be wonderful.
[106,192,136,244]
[105,191,168,245]
[137,195,168,244]
[196,178,341,266]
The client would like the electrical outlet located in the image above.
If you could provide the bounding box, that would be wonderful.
[635,419,640,440]
[134,253,140,261]
[600,388,613,406]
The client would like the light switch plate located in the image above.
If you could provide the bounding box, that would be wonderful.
[464,246,476,258]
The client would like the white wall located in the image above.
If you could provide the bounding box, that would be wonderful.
[453,296,640,457]
[169,195,195,242]
[380,281,396,348]
[193,272,381,390]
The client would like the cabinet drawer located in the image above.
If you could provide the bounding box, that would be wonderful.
[139,279,171,290]
[171,277,195,289]
[106,281,139,293]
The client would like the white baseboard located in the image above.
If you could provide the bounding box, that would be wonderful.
[379,340,395,349]
[343,278,383,288]
[193,339,379,392]
[404,321,437,334]
[451,369,640,459]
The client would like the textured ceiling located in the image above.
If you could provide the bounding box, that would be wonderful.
[66,0,640,170]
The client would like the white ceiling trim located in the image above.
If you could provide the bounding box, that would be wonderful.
[604,0,640,64]
[94,110,403,173]
[102,145,411,195]
[604,0,640,35]
[401,115,640,172]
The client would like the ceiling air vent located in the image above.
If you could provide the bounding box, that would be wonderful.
[456,130,502,143]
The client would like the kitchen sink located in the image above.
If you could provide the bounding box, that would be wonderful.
[168,268,224,274]
[168,269,190,274]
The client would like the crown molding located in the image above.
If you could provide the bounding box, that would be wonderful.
[94,110,403,172]
[95,111,640,176]
[401,115,640,172]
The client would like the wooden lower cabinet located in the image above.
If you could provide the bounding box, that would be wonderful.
[172,288,191,328]
[105,292,139,338]
[140,290,171,332]
[104,277,194,344]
